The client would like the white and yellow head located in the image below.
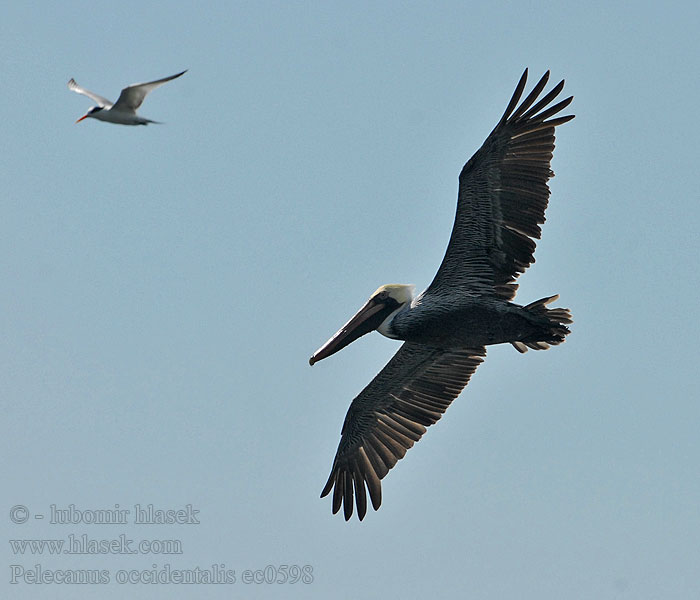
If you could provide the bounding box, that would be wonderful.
[309,284,415,365]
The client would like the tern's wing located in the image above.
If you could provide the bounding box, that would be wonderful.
[67,79,113,108]
[111,70,187,112]
[321,342,486,520]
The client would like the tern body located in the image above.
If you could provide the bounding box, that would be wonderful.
[68,70,186,125]
[310,69,575,520]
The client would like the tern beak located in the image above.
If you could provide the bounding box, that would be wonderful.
[309,296,398,365]
[75,115,88,123]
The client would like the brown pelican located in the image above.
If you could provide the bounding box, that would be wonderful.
[309,69,574,520]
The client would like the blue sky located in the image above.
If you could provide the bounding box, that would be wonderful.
[2,1,699,598]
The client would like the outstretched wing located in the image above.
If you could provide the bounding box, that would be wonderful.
[321,343,486,520]
[111,70,187,112]
[426,69,574,301]
[67,78,113,108]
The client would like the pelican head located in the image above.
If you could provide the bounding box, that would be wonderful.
[309,284,415,366]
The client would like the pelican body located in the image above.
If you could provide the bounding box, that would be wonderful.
[68,70,186,125]
[310,69,574,520]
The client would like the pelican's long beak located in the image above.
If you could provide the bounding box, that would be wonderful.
[309,296,399,365]
[75,114,89,123]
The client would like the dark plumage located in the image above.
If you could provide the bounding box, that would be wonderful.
[311,69,574,520]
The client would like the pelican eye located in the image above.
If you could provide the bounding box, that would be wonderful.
[376,291,389,301]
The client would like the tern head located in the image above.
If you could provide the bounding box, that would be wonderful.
[75,106,104,123]
[309,284,415,365]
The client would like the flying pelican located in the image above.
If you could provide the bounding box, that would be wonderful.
[310,69,574,521]
[67,70,187,125]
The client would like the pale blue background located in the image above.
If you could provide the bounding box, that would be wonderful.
[2,1,699,598]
